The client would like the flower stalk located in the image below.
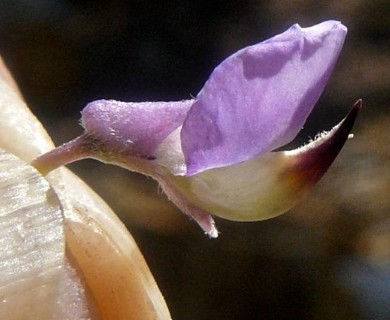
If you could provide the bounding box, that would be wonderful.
[32,134,90,175]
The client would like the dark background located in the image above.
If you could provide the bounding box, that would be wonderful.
[1,1,389,319]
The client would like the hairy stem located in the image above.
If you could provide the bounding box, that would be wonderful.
[31,134,91,175]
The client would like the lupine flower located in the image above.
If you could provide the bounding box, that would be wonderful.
[33,20,361,238]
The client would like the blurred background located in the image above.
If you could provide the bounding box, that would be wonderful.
[0,1,389,319]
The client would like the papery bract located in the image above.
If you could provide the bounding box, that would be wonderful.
[0,55,171,319]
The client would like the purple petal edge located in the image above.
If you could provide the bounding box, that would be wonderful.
[181,20,347,175]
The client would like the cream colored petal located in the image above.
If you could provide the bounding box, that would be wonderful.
[163,151,293,221]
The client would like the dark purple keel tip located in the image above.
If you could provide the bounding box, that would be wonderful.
[295,99,362,184]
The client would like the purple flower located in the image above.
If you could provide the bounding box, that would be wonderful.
[33,20,361,238]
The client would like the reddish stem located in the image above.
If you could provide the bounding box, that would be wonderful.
[31,134,91,175]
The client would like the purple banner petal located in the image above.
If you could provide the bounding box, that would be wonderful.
[181,21,347,175]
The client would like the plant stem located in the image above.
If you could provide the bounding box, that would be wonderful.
[31,134,91,175]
